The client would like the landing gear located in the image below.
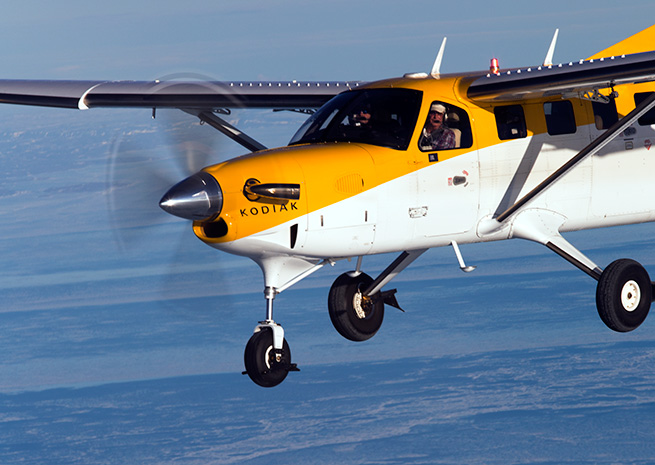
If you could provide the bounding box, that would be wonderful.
[328,272,384,341]
[327,250,427,341]
[504,213,653,333]
[243,287,298,388]
[244,327,293,388]
[596,259,652,332]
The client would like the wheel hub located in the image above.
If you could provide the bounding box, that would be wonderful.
[353,291,367,319]
[264,345,274,369]
[621,280,641,312]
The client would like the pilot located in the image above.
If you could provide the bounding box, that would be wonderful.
[351,105,372,127]
[419,103,455,150]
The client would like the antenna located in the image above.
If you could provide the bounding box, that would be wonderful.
[430,37,448,77]
[543,29,559,66]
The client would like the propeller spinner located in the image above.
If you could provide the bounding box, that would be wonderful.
[159,171,223,221]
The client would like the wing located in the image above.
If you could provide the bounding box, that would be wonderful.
[0,79,363,111]
[467,50,655,102]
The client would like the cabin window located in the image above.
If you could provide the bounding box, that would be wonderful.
[634,92,655,126]
[494,105,526,140]
[418,101,472,151]
[592,99,618,130]
[544,100,576,135]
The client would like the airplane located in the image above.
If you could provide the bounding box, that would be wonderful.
[3,25,655,387]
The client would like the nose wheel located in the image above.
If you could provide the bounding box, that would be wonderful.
[243,286,299,388]
[243,327,297,388]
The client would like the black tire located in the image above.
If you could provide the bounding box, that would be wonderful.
[243,328,290,388]
[596,259,652,332]
[328,272,384,341]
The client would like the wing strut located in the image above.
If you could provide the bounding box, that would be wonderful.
[183,109,268,153]
[495,91,655,224]
[478,93,655,282]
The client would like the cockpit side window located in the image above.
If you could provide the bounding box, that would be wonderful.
[418,101,473,152]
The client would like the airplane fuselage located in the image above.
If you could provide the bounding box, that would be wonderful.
[194,75,655,268]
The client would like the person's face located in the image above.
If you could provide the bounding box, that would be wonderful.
[428,110,444,129]
[353,108,371,125]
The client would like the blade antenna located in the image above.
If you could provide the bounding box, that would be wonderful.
[543,29,559,66]
[430,37,448,77]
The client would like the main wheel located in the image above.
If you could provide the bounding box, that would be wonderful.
[244,328,291,388]
[596,259,652,332]
[328,272,384,341]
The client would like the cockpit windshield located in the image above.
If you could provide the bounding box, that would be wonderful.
[289,88,422,150]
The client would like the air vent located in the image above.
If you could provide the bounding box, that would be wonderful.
[335,174,364,194]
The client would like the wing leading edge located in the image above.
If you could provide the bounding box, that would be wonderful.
[0,80,363,111]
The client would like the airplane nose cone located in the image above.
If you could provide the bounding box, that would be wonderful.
[159,171,223,221]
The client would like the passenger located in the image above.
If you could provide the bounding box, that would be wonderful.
[419,103,455,150]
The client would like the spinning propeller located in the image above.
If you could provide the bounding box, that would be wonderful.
[106,73,241,248]
[106,106,221,249]
[104,74,245,309]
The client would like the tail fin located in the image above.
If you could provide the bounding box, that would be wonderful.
[589,24,655,59]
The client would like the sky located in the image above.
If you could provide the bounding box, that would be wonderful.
[3,2,655,463]
[1,0,654,82]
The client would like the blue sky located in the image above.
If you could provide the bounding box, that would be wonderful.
[1,0,654,82]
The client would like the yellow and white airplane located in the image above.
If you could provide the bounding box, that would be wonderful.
[3,26,655,387]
